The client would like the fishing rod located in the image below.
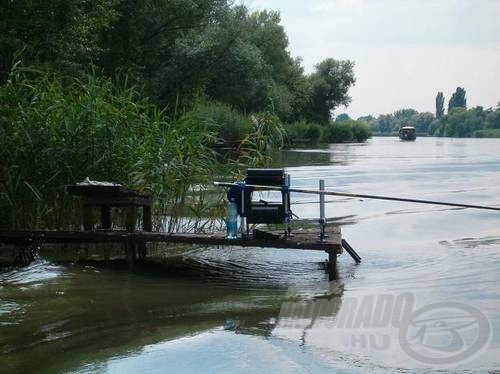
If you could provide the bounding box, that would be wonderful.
[214,181,500,212]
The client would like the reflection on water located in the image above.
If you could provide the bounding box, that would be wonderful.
[1,137,499,373]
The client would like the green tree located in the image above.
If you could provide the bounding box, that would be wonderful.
[393,108,417,131]
[97,3,312,120]
[304,59,356,124]
[436,92,445,119]
[430,106,488,137]
[485,107,500,129]
[448,87,467,113]
[372,114,395,133]
[411,112,435,133]
[336,113,351,122]
[0,0,117,81]
[0,0,354,127]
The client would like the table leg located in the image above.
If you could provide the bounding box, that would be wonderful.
[83,204,93,231]
[126,206,137,232]
[101,205,111,230]
[143,205,152,232]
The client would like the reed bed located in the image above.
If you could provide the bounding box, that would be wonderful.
[0,66,284,231]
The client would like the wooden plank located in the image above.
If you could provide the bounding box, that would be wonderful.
[0,228,341,252]
[67,184,151,198]
[84,196,152,207]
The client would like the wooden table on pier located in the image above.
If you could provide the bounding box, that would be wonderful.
[67,184,152,232]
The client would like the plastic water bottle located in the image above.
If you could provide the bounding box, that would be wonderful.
[226,198,238,239]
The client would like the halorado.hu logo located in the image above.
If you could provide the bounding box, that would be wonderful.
[278,282,492,367]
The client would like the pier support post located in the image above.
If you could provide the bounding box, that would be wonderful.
[327,249,337,281]
[125,242,136,269]
[103,244,110,263]
[138,205,152,260]
[125,206,137,269]
[14,243,38,266]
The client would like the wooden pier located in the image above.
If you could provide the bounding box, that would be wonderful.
[0,172,365,280]
[0,226,343,279]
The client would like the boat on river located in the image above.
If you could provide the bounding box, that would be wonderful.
[399,126,416,141]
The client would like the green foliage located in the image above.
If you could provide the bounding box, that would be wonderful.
[177,100,251,142]
[0,68,210,229]
[429,106,500,138]
[0,0,117,81]
[0,1,354,127]
[351,121,373,142]
[436,92,445,119]
[428,119,442,136]
[97,2,311,120]
[322,120,371,143]
[0,68,282,230]
[394,108,418,123]
[304,59,356,124]
[0,0,360,229]
[448,87,467,113]
[284,122,323,146]
[336,113,351,122]
[367,109,434,135]
[412,112,435,133]
[473,129,500,138]
[237,112,285,167]
[485,106,500,129]
[369,103,500,138]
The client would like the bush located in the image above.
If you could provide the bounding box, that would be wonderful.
[351,120,372,142]
[473,129,500,138]
[0,69,219,229]
[284,122,323,145]
[180,100,252,142]
[322,120,372,143]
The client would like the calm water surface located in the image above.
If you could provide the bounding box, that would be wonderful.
[1,137,499,373]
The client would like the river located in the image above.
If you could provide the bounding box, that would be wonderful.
[1,137,499,373]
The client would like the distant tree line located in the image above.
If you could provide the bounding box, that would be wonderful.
[363,87,500,138]
[361,109,435,135]
[429,106,500,137]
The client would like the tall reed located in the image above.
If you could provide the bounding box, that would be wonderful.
[0,66,284,231]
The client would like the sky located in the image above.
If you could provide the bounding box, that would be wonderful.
[244,0,500,119]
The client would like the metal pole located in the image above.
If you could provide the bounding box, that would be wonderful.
[285,173,292,238]
[214,182,500,212]
[319,180,327,241]
[238,182,247,238]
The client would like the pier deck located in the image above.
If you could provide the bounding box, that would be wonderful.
[0,226,341,252]
[0,226,343,280]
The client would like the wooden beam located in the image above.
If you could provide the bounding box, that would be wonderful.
[0,229,341,252]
